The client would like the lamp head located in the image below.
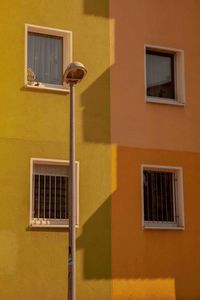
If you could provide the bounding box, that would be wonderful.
[63,62,87,85]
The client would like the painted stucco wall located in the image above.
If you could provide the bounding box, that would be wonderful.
[110,0,200,152]
[110,1,200,299]
[112,147,200,300]
[0,1,112,299]
[1,0,200,299]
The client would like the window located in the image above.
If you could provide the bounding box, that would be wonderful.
[30,159,79,228]
[146,50,175,99]
[141,165,184,229]
[145,45,185,105]
[25,24,72,92]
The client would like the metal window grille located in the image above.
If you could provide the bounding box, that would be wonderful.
[143,170,177,224]
[33,174,68,220]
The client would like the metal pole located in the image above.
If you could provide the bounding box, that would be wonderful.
[68,83,76,300]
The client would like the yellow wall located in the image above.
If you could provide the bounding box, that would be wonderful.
[0,1,112,299]
[1,0,200,299]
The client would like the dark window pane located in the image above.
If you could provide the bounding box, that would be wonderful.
[56,177,61,218]
[40,175,44,218]
[146,50,175,99]
[61,177,68,219]
[143,172,148,221]
[50,176,55,218]
[34,175,39,218]
[45,176,50,218]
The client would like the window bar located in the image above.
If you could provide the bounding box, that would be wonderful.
[160,172,164,221]
[65,177,68,220]
[164,173,168,222]
[32,175,36,218]
[60,176,62,219]
[49,175,51,220]
[155,172,159,221]
[146,172,150,221]
[65,177,67,219]
[152,172,155,221]
[43,175,46,219]
[169,172,173,222]
[155,172,158,221]
[62,176,66,219]
[51,176,54,218]
[38,174,40,219]
[41,175,44,219]
[54,176,56,219]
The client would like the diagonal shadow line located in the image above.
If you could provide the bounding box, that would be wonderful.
[81,68,111,144]
[84,0,109,18]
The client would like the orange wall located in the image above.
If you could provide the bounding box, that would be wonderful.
[110,0,200,152]
[110,1,200,299]
[112,147,200,300]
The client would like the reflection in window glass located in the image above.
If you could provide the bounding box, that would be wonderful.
[146,50,175,99]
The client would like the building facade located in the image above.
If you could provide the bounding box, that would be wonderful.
[0,1,200,300]
[0,1,111,300]
[110,1,200,299]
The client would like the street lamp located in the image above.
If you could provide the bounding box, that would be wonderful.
[63,62,87,300]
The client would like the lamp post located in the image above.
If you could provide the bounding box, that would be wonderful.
[63,62,87,300]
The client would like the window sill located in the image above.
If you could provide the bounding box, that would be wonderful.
[30,220,79,229]
[146,97,185,106]
[30,218,79,228]
[143,225,185,230]
[25,83,69,93]
[30,224,79,229]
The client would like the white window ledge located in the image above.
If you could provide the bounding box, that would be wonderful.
[146,96,185,106]
[25,83,69,93]
[30,218,79,228]
[30,224,79,229]
[143,226,185,230]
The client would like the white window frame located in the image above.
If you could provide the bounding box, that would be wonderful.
[30,158,79,228]
[144,45,185,106]
[141,164,185,230]
[25,24,72,93]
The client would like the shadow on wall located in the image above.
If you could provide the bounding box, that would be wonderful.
[84,0,109,17]
[81,69,111,144]
[78,67,111,278]
[77,196,112,279]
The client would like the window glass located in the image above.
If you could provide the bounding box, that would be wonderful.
[28,32,63,85]
[146,50,175,99]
